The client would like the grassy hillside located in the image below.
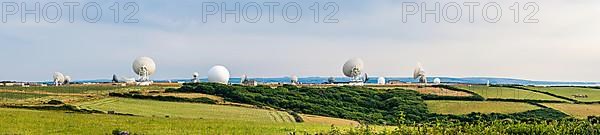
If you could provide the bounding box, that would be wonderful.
[525,87,600,102]
[76,98,295,123]
[172,83,429,124]
[426,100,541,114]
[0,84,585,134]
[458,85,565,101]
[0,108,337,134]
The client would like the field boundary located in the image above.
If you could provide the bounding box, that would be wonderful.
[485,98,569,103]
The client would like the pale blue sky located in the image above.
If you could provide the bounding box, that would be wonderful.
[1,0,599,82]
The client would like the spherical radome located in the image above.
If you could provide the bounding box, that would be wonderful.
[193,72,199,77]
[132,57,156,76]
[342,58,364,77]
[433,78,441,84]
[377,77,386,85]
[53,72,65,83]
[208,65,230,84]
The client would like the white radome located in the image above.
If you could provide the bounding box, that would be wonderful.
[53,72,65,84]
[342,58,364,77]
[208,65,230,84]
[132,57,157,76]
[433,78,441,84]
[377,77,386,85]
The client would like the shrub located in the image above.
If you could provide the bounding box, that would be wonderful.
[46,100,64,105]
[111,129,129,135]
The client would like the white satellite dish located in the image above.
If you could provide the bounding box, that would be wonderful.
[53,72,65,86]
[343,58,364,78]
[342,58,367,84]
[413,63,427,83]
[64,76,72,84]
[240,74,248,84]
[208,65,230,84]
[433,78,441,85]
[192,72,199,83]
[377,77,386,85]
[290,75,299,84]
[132,57,156,82]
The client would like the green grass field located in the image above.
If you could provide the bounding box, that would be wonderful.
[75,98,296,123]
[525,87,600,102]
[0,84,595,134]
[0,108,340,134]
[0,92,49,99]
[425,100,541,114]
[457,85,565,101]
[542,103,600,118]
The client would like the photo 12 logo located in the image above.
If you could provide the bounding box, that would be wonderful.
[201,2,340,23]
[1,1,139,23]
[402,1,539,23]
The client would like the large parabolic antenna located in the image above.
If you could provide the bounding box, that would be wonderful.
[132,57,156,82]
[53,72,65,86]
[413,63,427,83]
[342,58,367,83]
[192,72,199,83]
[290,75,299,84]
[208,65,230,84]
[64,76,72,84]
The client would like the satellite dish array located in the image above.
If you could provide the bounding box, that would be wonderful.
[52,57,439,86]
[52,72,72,86]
